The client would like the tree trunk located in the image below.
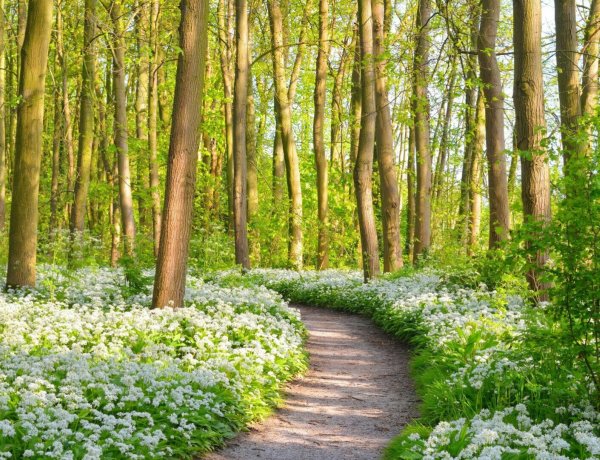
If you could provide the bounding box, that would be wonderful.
[135,0,150,227]
[247,77,258,221]
[233,0,250,268]
[148,0,161,257]
[406,124,416,260]
[349,32,361,170]
[581,0,600,116]
[412,0,432,261]
[373,0,402,271]
[467,90,484,255]
[71,0,97,234]
[479,0,510,247]
[56,7,75,219]
[433,64,456,201]
[268,0,303,269]
[513,0,552,299]
[555,0,583,173]
[6,0,53,288]
[355,0,380,280]
[0,0,6,231]
[153,0,208,308]
[111,1,136,256]
[313,0,329,269]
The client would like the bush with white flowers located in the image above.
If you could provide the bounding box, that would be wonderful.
[217,268,600,459]
[0,267,307,459]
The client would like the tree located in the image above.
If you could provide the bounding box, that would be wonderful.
[373,0,402,271]
[71,0,97,234]
[355,0,380,280]
[0,0,6,231]
[153,0,209,308]
[313,0,330,269]
[478,0,510,247]
[233,0,250,268]
[111,0,136,256]
[6,0,53,288]
[267,0,304,269]
[513,0,551,298]
[412,0,433,261]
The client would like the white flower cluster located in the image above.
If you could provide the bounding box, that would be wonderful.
[239,269,599,459]
[0,267,306,459]
[417,405,600,459]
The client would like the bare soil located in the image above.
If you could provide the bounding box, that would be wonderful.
[204,304,419,460]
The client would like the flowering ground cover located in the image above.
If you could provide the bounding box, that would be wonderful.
[213,268,600,459]
[0,266,307,459]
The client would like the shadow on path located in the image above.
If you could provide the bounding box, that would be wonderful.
[204,305,419,460]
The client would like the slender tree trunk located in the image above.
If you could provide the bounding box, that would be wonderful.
[479,0,510,247]
[56,7,75,219]
[0,0,6,231]
[71,0,97,234]
[268,0,303,269]
[412,0,432,261]
[111,1,136,256]
[50,65,61,233]
[153,0,208,308]
[555,0,583,174]
[373,0,402,271]
[467,91,484,255]
[272,113,285,205]
[218,0,234,230]
[233,0,250,268]
[135,0,150,227]
[247,76,258,221]
[581,0,600,116]
[350,32,361,170]
[406,124,416,259]
[6,0,53,288]
[433,64,456,201]
[148,0,161,257]
[313,0,329,269]
[513,0,552,299]
[355,0,380,280]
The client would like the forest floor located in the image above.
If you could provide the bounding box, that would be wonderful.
[204,304,419,460]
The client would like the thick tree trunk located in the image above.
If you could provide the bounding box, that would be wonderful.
[373,0,402,271]
[355,0,380,280]
[479,0,510,247]
[153,0,208,308]
[6,0,53,288]
[148,0,161,257]
[71,0,97,234]
[268,0,303,269]
[111,1,136,256]
[412,0,432,261]
[313,0,329,269]
[233,0,250,268]
[513,0,552,299]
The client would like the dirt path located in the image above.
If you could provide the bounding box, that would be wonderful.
[204,305,419,460]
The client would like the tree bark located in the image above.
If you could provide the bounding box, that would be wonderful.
[0,0,6,231]
[479,0,510,247]
[267,0,303,269]
[355,0,380,280]
[581,0,600,116]
[71,0,97,234]
[373,0,402,271]
[467,90,484,255]
[148,0,161,257]
[433,64,456,201]
[233,0,250,268]
[412,0,432,261]
[513,0,552,298]
[313,0,329,269]
[6,0,53,288]
[406,124,416,260]
[153,0,208,308]
[111,0,136,256]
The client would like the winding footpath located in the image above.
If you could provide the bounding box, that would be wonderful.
[205,304,419,460]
